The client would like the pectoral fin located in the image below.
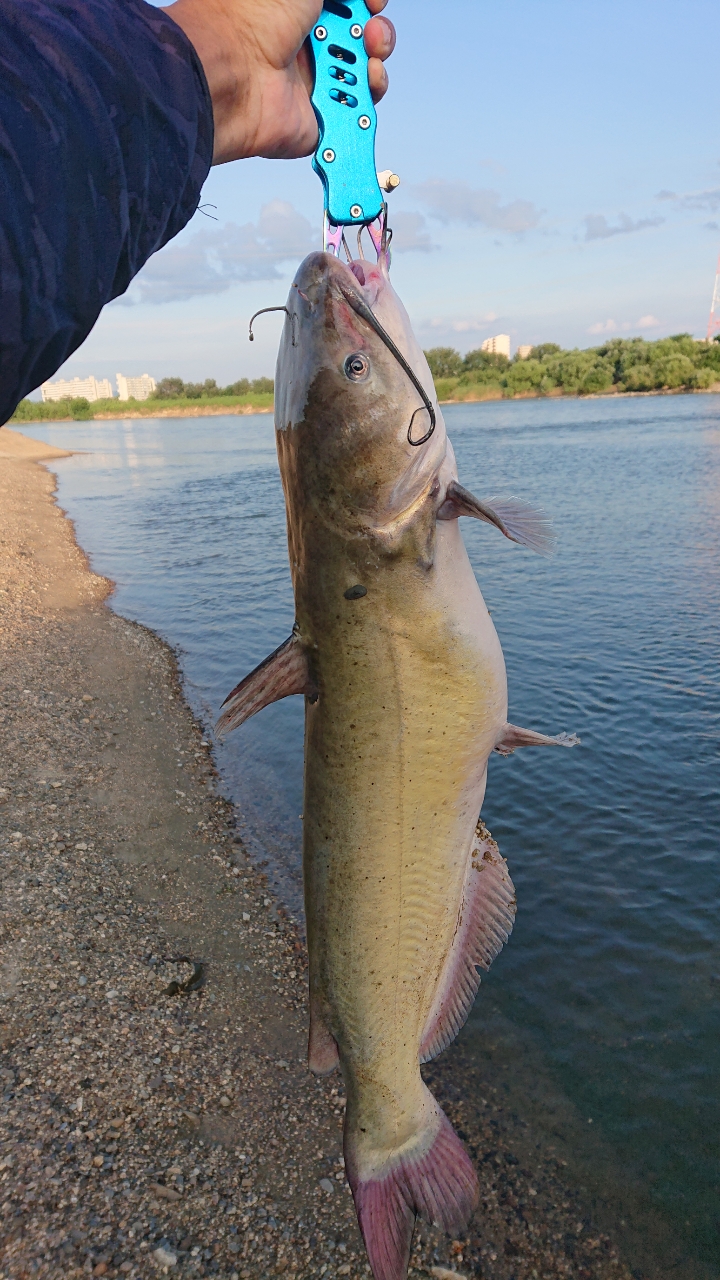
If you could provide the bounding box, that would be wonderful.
[494,722,580,756]
[216,631,315,735]
[437,480,555,555]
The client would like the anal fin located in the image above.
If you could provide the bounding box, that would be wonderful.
[420,820,515,1064]
[437,479,555,556]
[494,722,580,756]
[216,631,315,735]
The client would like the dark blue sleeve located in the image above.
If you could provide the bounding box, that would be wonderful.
[0,0,214,424]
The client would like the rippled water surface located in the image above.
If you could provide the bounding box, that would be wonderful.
[27,397,720,1275]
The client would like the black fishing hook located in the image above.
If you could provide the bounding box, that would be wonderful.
[337,282,436,447]
[248,306,298,347]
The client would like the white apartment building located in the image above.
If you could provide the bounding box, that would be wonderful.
[516,344,534,360]
[116,373,156,402]
[41,375,113,403]
[481,333,511,359]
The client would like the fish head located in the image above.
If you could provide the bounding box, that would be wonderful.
[275,252,453,535]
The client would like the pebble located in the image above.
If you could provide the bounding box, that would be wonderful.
[150,1183,182,1202]
[153,1246,178,1266]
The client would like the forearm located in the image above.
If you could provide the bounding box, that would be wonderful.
[0,0,213,424]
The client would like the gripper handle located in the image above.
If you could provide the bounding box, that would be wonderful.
[310,1,384,227]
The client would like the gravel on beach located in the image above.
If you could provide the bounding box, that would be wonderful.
[0,430,633,1280]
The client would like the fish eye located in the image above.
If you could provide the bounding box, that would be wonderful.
[344,352,370,382]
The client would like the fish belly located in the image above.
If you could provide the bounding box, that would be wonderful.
[302,523,506,1175]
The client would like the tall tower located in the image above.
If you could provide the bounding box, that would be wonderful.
[707,253,720,342]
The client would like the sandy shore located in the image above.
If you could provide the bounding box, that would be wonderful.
[0,428,634,1280]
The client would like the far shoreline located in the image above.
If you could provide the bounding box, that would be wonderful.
[9,382,720,425]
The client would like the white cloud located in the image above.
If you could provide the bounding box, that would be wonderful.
[412,180,541,233]
[656,186,720,212]
[388,211,439,253]
[584,213,664,241]
[588,315,661,335]
[119,201,317,305]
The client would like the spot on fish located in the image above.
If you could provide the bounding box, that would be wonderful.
[344,584,367,600]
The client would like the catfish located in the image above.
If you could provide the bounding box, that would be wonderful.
[218,249,578,1280]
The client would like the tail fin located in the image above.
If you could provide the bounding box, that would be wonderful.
[346,1100,478,1280]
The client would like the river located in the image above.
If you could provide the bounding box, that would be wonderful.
[25,394,720,1278]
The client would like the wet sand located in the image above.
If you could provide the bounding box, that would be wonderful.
[0,428,634,1280]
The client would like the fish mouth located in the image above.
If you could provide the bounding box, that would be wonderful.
[293,250,385,311]
[294,253,436,448]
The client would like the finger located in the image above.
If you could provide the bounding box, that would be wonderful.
[364,14,395,62]
[368,56,389,104]
[364,0,388,12]
[296,37,314,97]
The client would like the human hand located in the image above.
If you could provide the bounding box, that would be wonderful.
[163,0,396,165]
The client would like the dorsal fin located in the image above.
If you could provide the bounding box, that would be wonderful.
[216,631,315,735]
[420,820,515,1063]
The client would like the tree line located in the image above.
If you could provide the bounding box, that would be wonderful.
[151,376,274,399]
[423,334,720,398]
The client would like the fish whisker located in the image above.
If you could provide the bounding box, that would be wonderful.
[337,281,436,447]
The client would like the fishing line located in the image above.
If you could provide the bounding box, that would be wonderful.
[337,282,436,446]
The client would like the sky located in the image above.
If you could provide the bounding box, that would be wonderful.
[49,0,720,390]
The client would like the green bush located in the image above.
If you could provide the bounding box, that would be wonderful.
[151,377,185,399]
[425,347,464,379]
[69,397,92,420]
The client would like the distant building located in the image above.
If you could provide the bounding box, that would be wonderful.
[481,333,511,359]
[116,373,156,401]
[516,344,534,360]
[41,375,113,403]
